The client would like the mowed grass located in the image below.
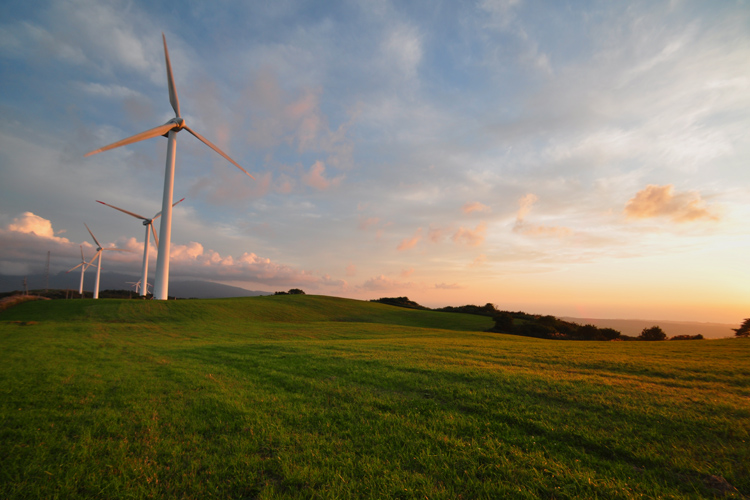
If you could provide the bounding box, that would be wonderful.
[1,295,748,499]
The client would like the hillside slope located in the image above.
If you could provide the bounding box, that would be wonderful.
[0,294,494,334]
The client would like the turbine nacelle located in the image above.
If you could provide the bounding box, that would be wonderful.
[161,117,185,137]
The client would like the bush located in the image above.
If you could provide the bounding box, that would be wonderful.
[599,328,621,340]
[577,324,604,341]
[639,326,667,341]
[371,297,428,310]
[492,312,514,332]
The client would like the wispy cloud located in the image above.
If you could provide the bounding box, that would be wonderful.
[462,201,491,214]
[361,274,413,291]
[452,222,487,247]
[302,161,344,190]
[513,194,572,238]
[397,228,422,251]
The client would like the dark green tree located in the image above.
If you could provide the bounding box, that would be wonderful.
[577,324,603,340]
[599,328,621,340]
[733,318,750,338]
[639,325,667,341]
[492,312,514,332]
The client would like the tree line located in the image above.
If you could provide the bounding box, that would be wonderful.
[371,297,749,341]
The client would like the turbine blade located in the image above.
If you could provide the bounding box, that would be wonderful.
[151,223,159,247]
[183,125,255,179]
[163,33,181,117]
[67,263,84,273]
[84,122,175,157]
[84,223,102,249]
[152,197,185,220]
[80,245,84,261]
[97,200,148,220]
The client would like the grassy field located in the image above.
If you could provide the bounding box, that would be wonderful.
[1,295,748,499]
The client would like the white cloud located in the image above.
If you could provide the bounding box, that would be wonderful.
[625,184,720,223]
[8,212,69,242]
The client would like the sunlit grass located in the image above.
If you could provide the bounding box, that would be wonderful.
[1,295,748,498]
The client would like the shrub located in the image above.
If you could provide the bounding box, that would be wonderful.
[639,326,667,341]
[492,312,514,332]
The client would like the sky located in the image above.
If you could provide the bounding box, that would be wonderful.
[1,0,748,323]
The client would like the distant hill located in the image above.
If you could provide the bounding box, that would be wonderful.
[0,272,270,299]
[561,317,739,340]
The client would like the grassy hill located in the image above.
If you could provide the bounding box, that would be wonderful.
[1,295,748,499]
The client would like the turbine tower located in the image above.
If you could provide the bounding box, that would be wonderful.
[84,34,253,300]
[97,198,184,296]
[84,223,128,299]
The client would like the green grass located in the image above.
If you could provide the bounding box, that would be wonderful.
[1,295,748,499]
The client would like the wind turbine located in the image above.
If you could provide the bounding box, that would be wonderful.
[66,245,95,296]
[85,33,253,300]
[127,280,152,295]
[84,223,129,299]
[96,198,185,297]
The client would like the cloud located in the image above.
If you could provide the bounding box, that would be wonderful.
[513,194,572,238]
[401,268,414,278]
[361,274,413,291]
[358,216,381,230]
[516,194,538,221]
[166,243,320,286]
[242,70,356,169]
[0,212,329,288]
[452,222,487,247]
[319,274,348,289]
[78,82,142,99]
[397,228,423,251]
[8,212,70,242]
[192,170,272,204]
[428,225,446,243]
[434,282,463,290]
[302,161,344,190]
[516,225,573,238]
[345,263,357,276]
[382,23,423,82]
[462,201,491,214]
[470,254,487,268]
[624,184,720,223]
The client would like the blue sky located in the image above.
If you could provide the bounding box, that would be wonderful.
[1,0,749,322]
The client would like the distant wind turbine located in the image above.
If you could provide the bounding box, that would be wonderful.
[96,198,184,297]
[84,223,129,299]
[127,280,152,295]
[85,33,253,300]
[66,245,95,295]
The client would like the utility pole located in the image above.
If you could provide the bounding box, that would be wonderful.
[44,250,51,292]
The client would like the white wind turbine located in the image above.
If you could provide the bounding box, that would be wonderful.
[96,198,185,297]
[85,34,253,300]
[66,245,95,296]
[84,223,129,299]
[127,281,152,295]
